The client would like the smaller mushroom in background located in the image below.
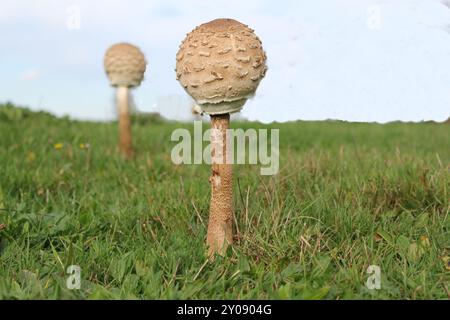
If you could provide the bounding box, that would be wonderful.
[104,43,147,159]
[176,18,267,258]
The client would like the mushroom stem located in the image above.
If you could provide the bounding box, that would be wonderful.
[116,86,134,159]
[207,113,234,257]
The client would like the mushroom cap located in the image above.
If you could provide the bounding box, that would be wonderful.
[104,43,147,88]
[176,19,267,115]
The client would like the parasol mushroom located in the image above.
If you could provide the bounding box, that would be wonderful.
[104,43,147,159]
[176,18,267,257]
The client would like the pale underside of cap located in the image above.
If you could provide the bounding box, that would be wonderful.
[176,18,267,115]
[104,43,147,88]
[198,98,248,115]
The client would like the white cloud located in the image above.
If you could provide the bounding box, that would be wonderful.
[19,68,44,81]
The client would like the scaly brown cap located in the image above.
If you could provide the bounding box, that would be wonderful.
[104,43,147,88]
[176,19,267,115]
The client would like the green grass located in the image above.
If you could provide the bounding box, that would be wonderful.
[0,105,449,299]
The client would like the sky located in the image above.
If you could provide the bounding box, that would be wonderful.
[0,0,449,123]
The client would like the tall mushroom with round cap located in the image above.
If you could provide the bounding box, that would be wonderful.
[176,18,267,257]
[104,43,146,159]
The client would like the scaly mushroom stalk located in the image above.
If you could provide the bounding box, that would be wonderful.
[207,113,233,256]
[117,86,133,159]
[104,43,147,159]
[176,19,267,258]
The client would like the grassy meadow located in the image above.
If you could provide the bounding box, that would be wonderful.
[0,103,449,299]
